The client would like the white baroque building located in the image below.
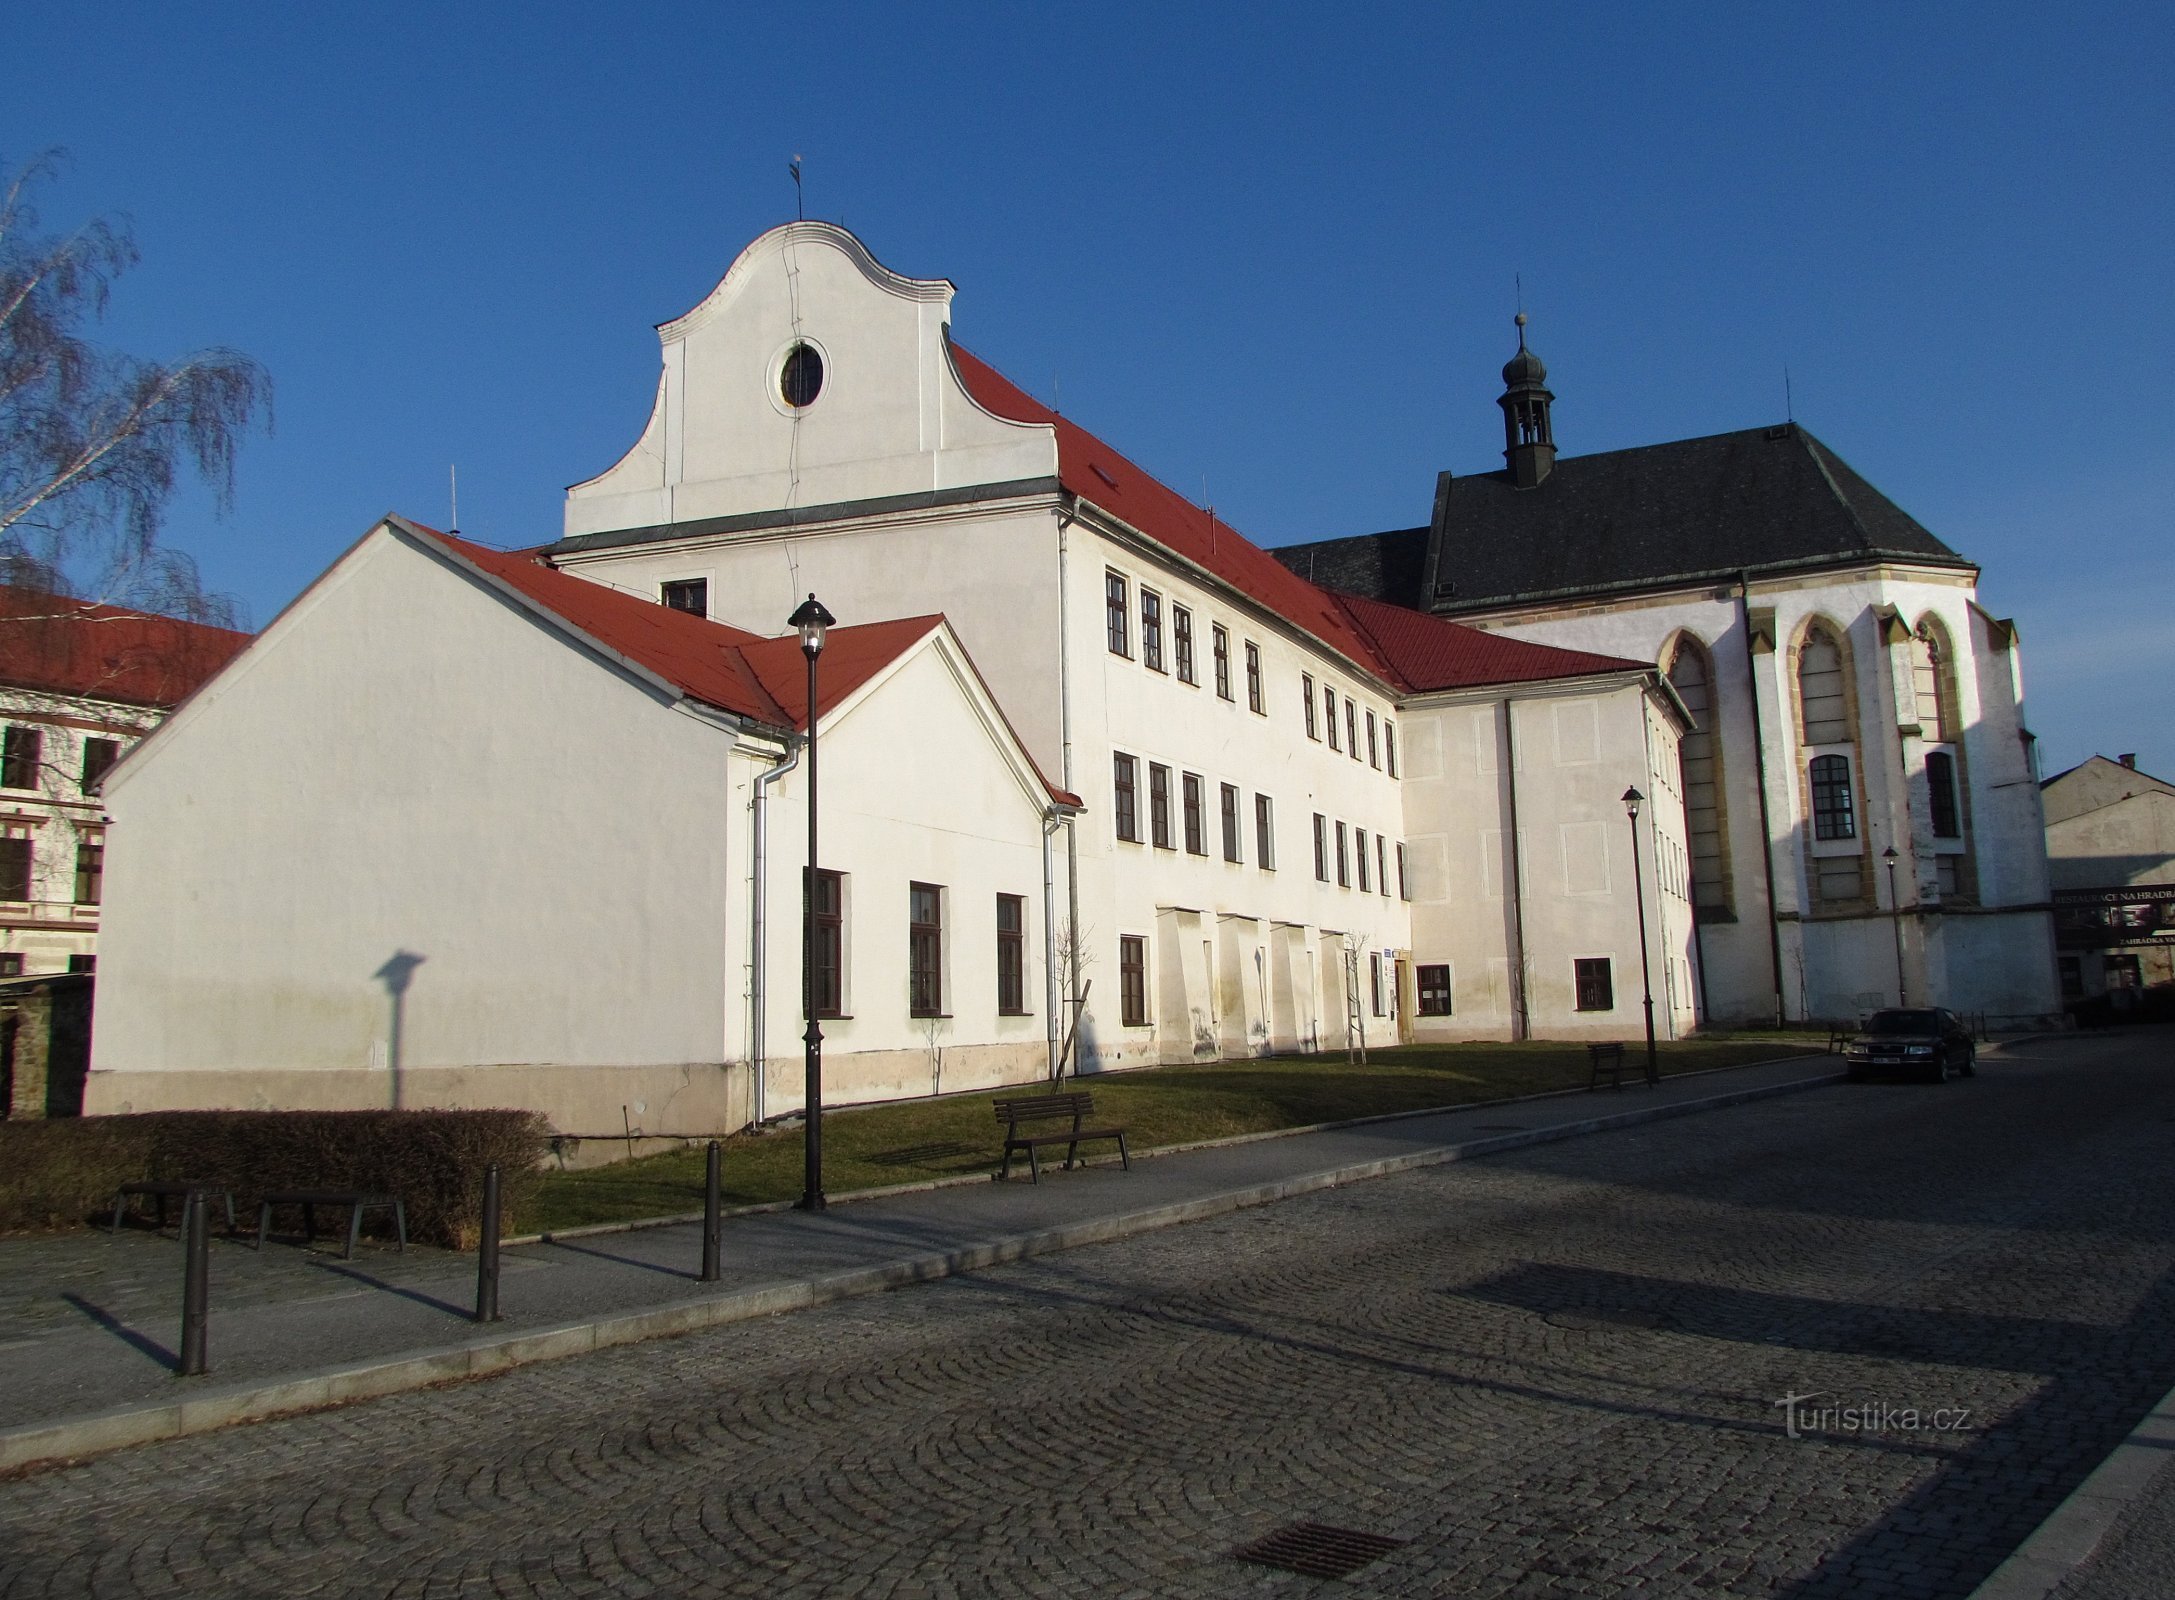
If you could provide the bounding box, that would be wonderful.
[100,221,2035,1138]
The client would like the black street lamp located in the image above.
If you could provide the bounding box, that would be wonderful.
[790,592,836,1213]
[1883,845,1907,1007]
[1621,787,1660,1087]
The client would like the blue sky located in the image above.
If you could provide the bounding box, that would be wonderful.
[8,3,2170,777]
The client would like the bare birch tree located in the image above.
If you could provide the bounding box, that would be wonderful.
[0,151,268,629]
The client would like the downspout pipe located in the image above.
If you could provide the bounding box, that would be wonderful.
[1043,808,1062,1081]
[1737,571,1787,1025]
[1056,498,1083,1067]
[1501,697,1530,1041]
[750,733,804,1125]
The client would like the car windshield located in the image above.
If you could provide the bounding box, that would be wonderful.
[1865,1009,1940,1035]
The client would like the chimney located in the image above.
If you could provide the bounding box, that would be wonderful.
[2120,753,2137,769]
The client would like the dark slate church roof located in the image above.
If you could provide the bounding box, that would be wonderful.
[1273,423,1973,615]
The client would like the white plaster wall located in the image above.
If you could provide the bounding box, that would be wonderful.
[748,634,1056,1111]
[564,224,1055,536]
[88,531,740,1114]
[1069,523,1411,1066]
[1462,565,2057,1020]
[1399,679,1693,1041]
[557,504,1066,773]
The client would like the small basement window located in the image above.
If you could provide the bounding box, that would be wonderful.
[660,579,708,616]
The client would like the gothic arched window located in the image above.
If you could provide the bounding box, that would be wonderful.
[1666,636,1730,914]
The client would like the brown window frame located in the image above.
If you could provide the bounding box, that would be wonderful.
[1105,572,1130,657]
[1244,641,1264,713]
[1325,688,1340,750]
[996,893,1027,1015]
[1150,763,1174,850]
[1417,963,1452,1016]
[1212,625,1233,700]
[1811,753,1857,841]
[1385,723,1398,777]
[1356,827,1371,892]
[81,737,120,793]
[1141,589,1165,672]
[74,836,103,907]
[1345,700,1359,760]
[1574,957,1614,1012]
[1119,935,1148,1026]
[1219,783,1242,863]
[1255,794,1276,870]
[806,867,844,1018]
[1302,674,1318,738]
[1182,772,1207,855]
[909,882,945,1017]
[1,727,40,791]
[1313,813,1328,881]
[1173,606,1196,684]
[1113,753,1139,842]
[1335,821,1350,887]
[660,578,708,616]
[0,836,30,901]
[1366,710,1379,768]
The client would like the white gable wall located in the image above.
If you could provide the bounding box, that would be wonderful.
[87,531,745,1129]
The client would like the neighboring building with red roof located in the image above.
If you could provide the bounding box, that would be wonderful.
[0,591,248,987]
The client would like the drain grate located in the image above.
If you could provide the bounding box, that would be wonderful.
[1545,1307,1669,1332]
[1232,1522,1408,1580]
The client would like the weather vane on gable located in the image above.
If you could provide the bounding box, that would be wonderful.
[789,155,804,222]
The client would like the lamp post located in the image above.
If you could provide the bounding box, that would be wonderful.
[1621,787,1659,1086]
[790,592,836,1213]
[1883,845,1907,1006]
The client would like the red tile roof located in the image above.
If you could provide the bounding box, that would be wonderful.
[948,345,1652,696]
[1326,589,1651,692]
[0,588,252,708]
[950,345,1398,678]
[404,523,1080,803]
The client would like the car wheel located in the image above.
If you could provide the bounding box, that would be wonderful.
[1961,1045,1977,1077]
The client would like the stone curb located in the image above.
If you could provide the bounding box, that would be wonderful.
[0,1065,1843,1475]
[1965,1376,2175,1600]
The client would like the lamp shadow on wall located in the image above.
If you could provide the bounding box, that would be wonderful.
[373,950,427,1110]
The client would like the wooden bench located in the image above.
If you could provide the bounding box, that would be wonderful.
[993,1092,1130,1183]
[1587,1042,1656,1090]
[255,1190,407,1259]
[110,1181,237,1236]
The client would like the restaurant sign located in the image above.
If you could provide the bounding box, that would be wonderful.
[2054,885,2175,948]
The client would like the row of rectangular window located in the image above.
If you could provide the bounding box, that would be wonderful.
[1809,748,1964,846]
[1298,674,1397,775]
[1309,813,1408,900]
[1111,754,1277,867]
[0,836,101,904]
[804,876,1029,1021]
[1105,573,1266,714]
[1,727,122,795]
[1404,957,1615,1018]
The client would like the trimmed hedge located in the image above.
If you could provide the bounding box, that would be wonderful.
[0,1110,549,1249]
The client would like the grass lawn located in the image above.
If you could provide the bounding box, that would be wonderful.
[524,1036,1824,1237]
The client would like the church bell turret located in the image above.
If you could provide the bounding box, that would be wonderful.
[1499,312,1556,489]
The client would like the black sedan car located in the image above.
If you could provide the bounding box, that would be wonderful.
[1844,1008,1978,1082]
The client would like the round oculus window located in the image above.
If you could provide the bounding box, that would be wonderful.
[779,343,824,409]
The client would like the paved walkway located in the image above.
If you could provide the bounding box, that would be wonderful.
[0,1055,1836,1462]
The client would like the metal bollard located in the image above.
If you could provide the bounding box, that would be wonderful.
[475,1164,501,1323]
[178,1189,209,1377]
[701,1140,723,1282]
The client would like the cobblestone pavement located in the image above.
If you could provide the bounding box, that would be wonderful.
[3,1032,2172,1599]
